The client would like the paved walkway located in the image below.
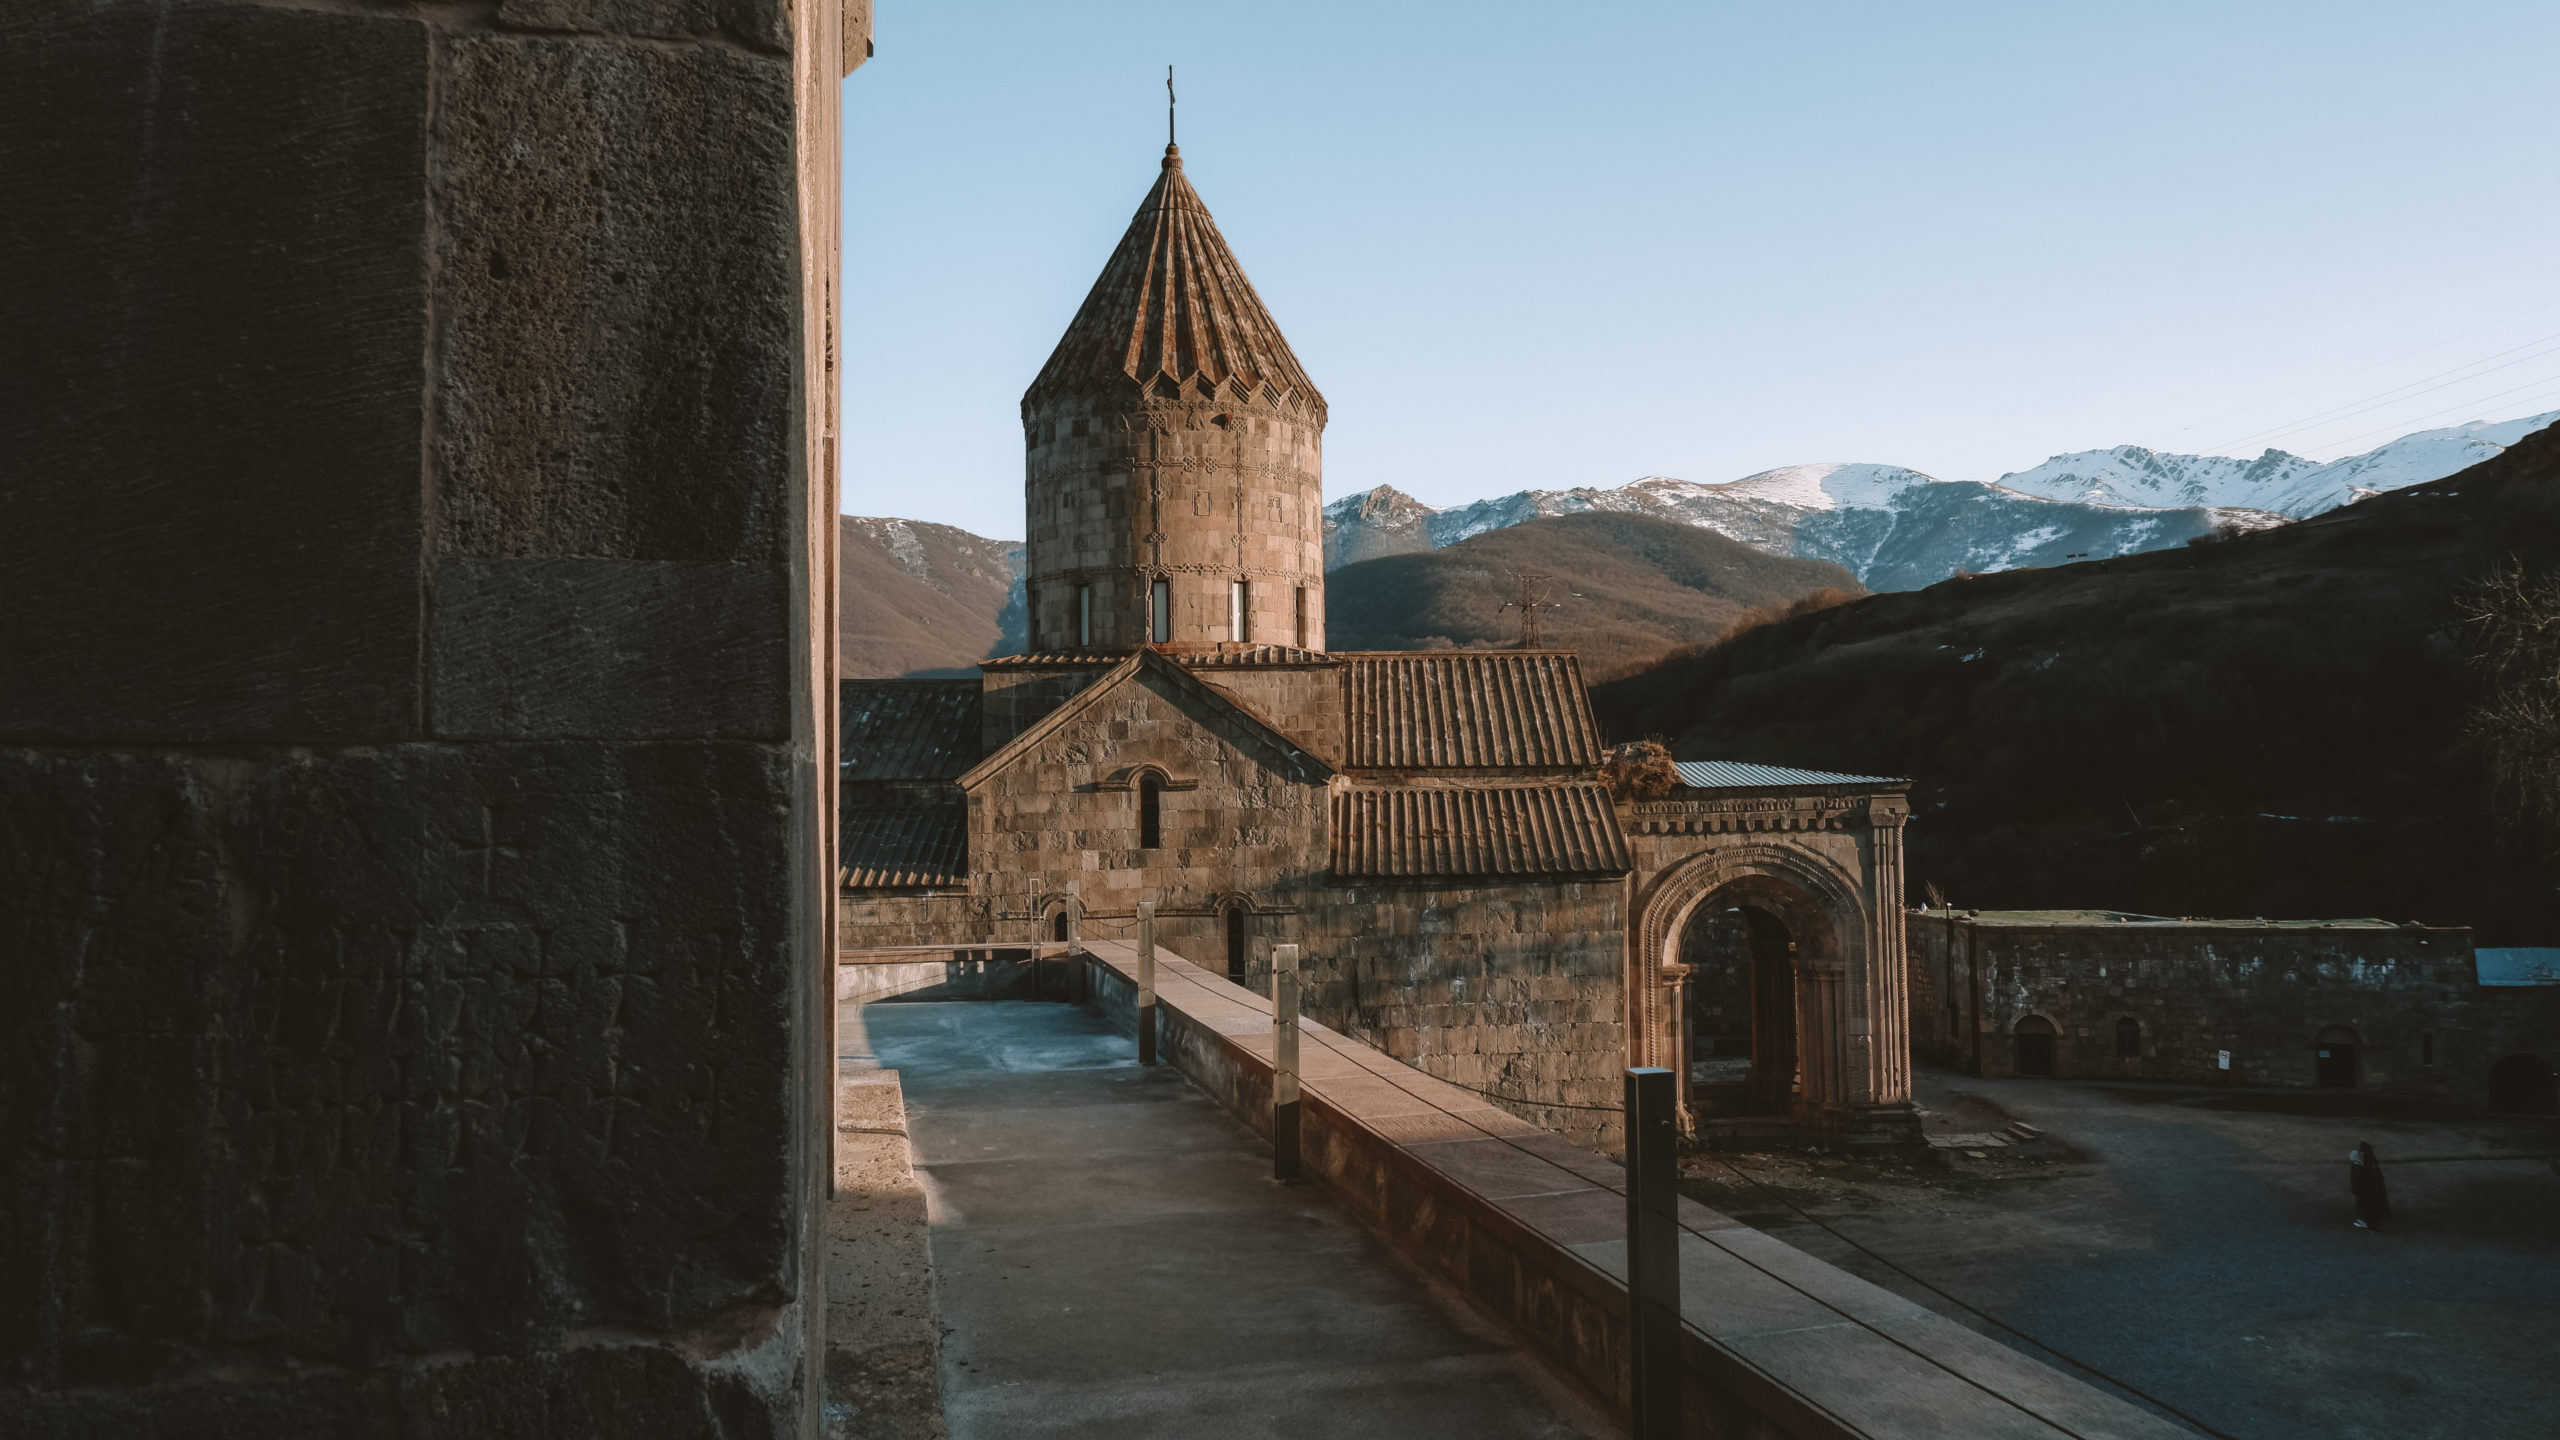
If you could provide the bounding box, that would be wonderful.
[856,1000,1616,1440]
[1690,1069,2560,1440]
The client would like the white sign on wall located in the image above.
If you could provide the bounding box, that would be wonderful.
[2218,1050,2232,1070]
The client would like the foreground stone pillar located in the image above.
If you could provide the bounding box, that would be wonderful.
[0,2,850,1433]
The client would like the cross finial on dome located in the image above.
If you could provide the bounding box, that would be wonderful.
[1166,65,1176,148]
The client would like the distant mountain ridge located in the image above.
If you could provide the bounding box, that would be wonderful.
[1326,511,1861,681]
[1325,412,2558,592]
[838,516,1025,677]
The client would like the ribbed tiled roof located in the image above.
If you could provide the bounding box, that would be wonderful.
[1674,760,1906,790]
[840,804,969,889]
[1339,652,1602,770]
[1332,784,1631,879]
[841,681,983,781]
[1024,145,1324,418]
[1175,645,1333,668]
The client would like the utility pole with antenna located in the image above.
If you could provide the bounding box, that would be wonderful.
[1498,572,1565,649]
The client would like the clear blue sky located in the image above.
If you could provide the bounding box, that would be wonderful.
[839,1,2560,538]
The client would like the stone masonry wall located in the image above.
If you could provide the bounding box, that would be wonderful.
[1292,881,1629,1151]
[1908,915,2505,1097]
[1,5,843,1434]
[1024,391,1325,651]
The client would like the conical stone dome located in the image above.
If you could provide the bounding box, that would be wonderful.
[1025,145,1324,420]
[1021,145,1327,656]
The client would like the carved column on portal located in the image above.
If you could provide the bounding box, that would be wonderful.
[1797,963,1848,1123]
[1843,798,1922,1149]
[1661,961,1695,1136]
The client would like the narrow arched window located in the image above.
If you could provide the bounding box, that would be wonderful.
[1138,774,1162,849]
[1076,584,1092,648]
[2116,1016,2141,1059]
[1151,579,1172,642]
[1225,905,1248,979]
[1051,907,1069,942]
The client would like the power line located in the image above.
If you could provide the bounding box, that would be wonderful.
[2297,372,2560,454]
[2151,295,2560,447]
[2200,327,2560,455]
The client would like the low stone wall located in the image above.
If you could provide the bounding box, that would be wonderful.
[1908,911,2527,1098]
[838,950,1040,1005]
[1072,940,2186,1440]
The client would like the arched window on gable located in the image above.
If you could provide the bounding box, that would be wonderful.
[1138,773,1163,849]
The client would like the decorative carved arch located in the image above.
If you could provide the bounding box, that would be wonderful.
[1636,842,1870,991]
[1630,842,1876,1122]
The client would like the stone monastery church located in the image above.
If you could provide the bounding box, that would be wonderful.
[841,142,1922,1148]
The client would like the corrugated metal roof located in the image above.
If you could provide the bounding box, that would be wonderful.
[1340,652,1601,770]
[840,681,984,781]
[1675,760,1906,790]
[1332,783,1630,879]
[2476,948,2560,985]
[840,804,969,889]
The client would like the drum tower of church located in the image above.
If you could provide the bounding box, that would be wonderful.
[1020,142,1328,652]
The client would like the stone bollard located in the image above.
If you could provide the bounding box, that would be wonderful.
[1273,943,1300,1182]
[1625,1066,1682,1439]
[1137,901,1157,1067]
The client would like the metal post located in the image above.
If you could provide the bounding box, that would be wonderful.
[1065,881,1083,1003]
[1137,901,1158,1067]
[1273,943,1300,1182]
[1626,1066,1682,1439]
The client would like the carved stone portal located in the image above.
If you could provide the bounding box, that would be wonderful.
[1623,784,1922,1151]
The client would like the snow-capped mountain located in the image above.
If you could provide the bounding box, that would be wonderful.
[1991,412,2559,516]
[1325,412,2555,592]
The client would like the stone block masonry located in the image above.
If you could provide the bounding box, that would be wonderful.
[1909,910,2559,1106]
[2,2,855,1434]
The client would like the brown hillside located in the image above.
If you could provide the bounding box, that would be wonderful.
[1591,424,2560,944]
[838,516,1024,678]
[1325,511,1865,681]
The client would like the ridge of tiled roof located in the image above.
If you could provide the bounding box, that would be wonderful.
[840,803,969,890]
[839,679,984,781]
[1023,144,1325,420]
[957,649,1334,792]
[1332,782,1631,879]
[1337,651,1603,770]
[977,650,1128,669]
[1173,645,1334,668]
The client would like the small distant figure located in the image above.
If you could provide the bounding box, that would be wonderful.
[2349,1140,2391,1231]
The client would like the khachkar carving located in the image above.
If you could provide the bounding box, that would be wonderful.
[1018,142,1327,653]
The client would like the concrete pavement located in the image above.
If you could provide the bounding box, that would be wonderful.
[858,1000,1617,1440]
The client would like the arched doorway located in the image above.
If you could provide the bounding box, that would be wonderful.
[1661,869,1843,1126]
[2488,1054,2558,1115]
[2017,1014,2058,1071]
[2316,1026,2359,1088]
[1679,902,1800,1117]
[2014,1015,2057,1077]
